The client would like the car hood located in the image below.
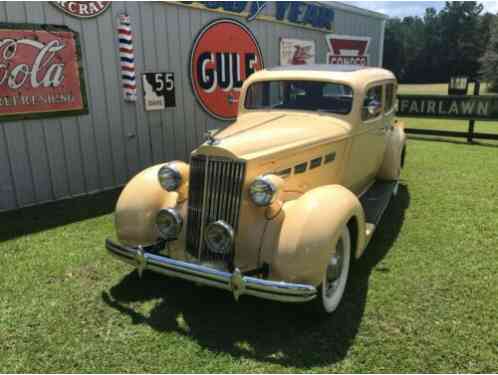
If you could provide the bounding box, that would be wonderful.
[195,111,351,160]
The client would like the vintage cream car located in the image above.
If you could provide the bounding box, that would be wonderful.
[106,65,407,314]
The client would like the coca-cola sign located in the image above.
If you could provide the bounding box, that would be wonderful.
[51,2,111,19]
[0,24,87,121]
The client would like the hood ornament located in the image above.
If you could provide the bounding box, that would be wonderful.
[204,128,220,145]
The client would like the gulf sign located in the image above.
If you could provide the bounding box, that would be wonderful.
[0,24,87,121]
[326,34,371,66]
[190,19,264,121]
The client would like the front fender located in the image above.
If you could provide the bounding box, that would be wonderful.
[260,185,366,286]
[115,163,185,246]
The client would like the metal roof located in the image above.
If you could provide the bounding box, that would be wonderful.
[321,1,388,20]
[268,64,370,72]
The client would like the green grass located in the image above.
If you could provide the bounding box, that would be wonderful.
[1,85,498,372]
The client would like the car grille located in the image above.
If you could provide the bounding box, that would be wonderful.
[186,154,246,264]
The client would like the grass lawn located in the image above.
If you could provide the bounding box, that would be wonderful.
[1,84,498,372]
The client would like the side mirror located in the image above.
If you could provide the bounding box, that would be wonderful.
[365,100,382,117]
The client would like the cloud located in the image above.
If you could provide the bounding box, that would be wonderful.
[344,1,498,17]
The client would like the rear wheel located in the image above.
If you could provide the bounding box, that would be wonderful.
[316,226,351,314]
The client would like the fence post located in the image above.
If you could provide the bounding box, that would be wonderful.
[467,80,480,143]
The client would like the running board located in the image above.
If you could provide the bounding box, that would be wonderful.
[360,180,397,243]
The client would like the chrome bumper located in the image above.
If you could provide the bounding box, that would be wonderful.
[105,239,317,303]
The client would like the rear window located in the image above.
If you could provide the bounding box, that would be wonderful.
[244,80,353,115]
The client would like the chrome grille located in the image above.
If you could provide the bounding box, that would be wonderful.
[186,155,246,264]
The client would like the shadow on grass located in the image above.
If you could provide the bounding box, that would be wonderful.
[103,185,410,367]
[0,188,121,242]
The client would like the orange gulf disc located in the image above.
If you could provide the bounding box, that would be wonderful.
[190,19,264,121]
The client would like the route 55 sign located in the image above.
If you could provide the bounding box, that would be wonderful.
[142,72,175,111]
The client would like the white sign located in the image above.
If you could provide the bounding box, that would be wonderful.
[280,38,315,65]
[326,34,371,66]
[142,72,175,111]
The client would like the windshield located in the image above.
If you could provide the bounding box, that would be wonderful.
[244,80,353,114]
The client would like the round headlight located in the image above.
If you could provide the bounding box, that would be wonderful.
[158,163,182,191]
[249,175,278,207]
[205,220,234,255]
[156,208,183,239]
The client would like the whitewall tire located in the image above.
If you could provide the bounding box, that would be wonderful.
[319,226,351,314]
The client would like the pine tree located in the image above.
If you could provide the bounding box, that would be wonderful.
[479,16,498,92]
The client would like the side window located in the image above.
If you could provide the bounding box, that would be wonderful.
[362,85,383,121]
[385,83,395,113]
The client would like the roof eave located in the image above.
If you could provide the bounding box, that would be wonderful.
[316,1,388,20]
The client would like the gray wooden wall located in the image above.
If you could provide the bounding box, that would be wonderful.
[0,2,384,212]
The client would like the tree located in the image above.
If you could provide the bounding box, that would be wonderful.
[479,12,495,55]
[383,1,490,83]
[479,16,498,91]
[439,1,483,80]
[383,18,406,80]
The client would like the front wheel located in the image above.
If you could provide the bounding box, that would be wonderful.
[316,226,351,314]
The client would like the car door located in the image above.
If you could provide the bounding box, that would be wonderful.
[347,84,386,194]
[384,81,396,133]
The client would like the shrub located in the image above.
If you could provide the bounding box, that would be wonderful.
[479,16,498,92]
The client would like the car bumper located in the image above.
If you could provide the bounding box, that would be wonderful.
[105,239,317,303]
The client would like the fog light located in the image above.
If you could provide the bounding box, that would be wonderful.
[205,220,234,255]
[156,208,182,239]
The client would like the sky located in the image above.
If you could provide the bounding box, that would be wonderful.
[345,1,498,18]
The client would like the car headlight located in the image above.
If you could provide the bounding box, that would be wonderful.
[158,163,182,191]
[156,208,183,239]
[249,175,279,207]
[205,220,234,255]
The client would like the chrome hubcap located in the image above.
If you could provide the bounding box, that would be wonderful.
[325,238,344,297]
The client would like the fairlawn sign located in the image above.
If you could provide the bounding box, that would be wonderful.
[397,95,498,121]
[326,34,370,65]
[0,24,87,121]
[190,19,264,121]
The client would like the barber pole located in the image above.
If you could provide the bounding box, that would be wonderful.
[117,14,137,102]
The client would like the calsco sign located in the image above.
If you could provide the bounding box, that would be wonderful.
[326,34,371,66]
[190,19,264,120]
[51,1,110,18]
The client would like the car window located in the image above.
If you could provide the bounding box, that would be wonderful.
[362,85,383,121]
[385,83,395,113]
[245,80,353,115]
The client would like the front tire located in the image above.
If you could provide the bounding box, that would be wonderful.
[317,226,351,314]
